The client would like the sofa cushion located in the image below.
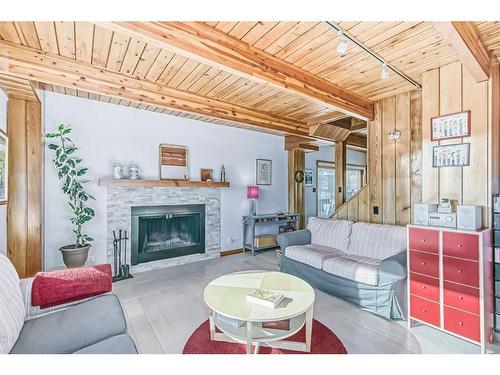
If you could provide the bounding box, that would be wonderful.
[322,255,382,286]
[285,244,346,269]
[348,222,406,260]
[10,294,127,354]
[0,253,25,354]
[307,217,353,252]
[74,334,138,354]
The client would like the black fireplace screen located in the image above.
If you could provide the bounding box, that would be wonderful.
[131,204,205,265]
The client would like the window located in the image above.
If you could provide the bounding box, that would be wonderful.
[316,161,335,218]
[345,165,366,200]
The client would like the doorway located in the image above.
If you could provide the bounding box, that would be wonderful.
[316,160,336,218]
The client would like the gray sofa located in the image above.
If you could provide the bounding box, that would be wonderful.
[277,217,407,320]
[0,253,137,354]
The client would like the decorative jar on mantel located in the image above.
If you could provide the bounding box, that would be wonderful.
[113,161,124,179]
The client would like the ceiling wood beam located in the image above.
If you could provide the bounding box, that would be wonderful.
[0,40,308,136]
[103,22,375,120]
[327,117,354,131]
[346,133,367,149]
[309,122,351,142]
[306,111,349,126]
[351,118,368,131]
[284,136,320,152]
[0,72,39,102]
[433,22,491,82]
[326,117,368,131]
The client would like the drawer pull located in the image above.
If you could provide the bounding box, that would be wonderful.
[421,239,426,243]
[421,262,426,266]
[457,244,463,248]
[458,322,464,326]
[458,270,463,274]
[422,286,427,289]
[422,309,427,313]
[458,296,464,300]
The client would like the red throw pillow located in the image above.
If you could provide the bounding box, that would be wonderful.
[31,264,112,308]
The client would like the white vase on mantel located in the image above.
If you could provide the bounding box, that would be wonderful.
[129,163,139,180]
[113,161,124,179]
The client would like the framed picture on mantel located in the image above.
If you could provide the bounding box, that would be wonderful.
[431,110,471,141]
[159,144,189,180]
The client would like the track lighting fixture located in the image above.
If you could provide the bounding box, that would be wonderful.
[336,30,348,56]
[381,63,389,80]
[323,21,421,90]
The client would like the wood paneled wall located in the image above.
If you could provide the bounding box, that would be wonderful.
[335,140,346,209]
[334,91,422,225]
[421,62,490,225]
[334,91,421,225]
[367,91,422,226]
[334,61,496,227]
[7,98,42,277]
[334,185,369,222]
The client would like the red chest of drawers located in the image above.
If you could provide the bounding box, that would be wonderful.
[407,225,494,353]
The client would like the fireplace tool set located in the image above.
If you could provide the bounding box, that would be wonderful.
[112,229,134,282]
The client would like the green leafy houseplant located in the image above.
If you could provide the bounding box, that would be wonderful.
[46,124,95,267]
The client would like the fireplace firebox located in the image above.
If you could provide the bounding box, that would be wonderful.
[131,204,205,265]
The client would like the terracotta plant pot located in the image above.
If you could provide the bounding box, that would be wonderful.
[60,244,91,268]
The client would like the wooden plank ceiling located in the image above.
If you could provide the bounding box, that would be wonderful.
[0,21,495,136]
[205,21,458,101]
[39,82,287,135]
[474,22,500,64]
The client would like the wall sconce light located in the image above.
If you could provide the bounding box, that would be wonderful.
[388,130,401,140]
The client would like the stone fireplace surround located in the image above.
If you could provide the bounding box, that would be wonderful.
[106,186,221,273]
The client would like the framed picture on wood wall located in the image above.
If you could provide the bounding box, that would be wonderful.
[432,143,470,168]
[431,110,471,141]
[256,159,272,185]
[0,129,7,204]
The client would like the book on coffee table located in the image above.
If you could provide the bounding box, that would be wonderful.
[246,289,284,309]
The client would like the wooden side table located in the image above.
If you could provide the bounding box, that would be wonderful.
[242,213,300,256]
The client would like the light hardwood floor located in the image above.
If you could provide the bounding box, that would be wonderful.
[113,251,492,354]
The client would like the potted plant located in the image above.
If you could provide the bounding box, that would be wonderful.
[46,124,95,268]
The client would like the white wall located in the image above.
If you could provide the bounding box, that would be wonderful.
[0,90,7,255]
[43,92,287,270]
[304,145,367,220]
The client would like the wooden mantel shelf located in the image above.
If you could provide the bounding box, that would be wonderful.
[98,178,230,188]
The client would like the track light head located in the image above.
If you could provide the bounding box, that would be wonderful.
[336,30,348,56]
[381,63,389,80]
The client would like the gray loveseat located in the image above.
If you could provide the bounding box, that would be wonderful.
[277,217,407,320]
[0,253,137,354]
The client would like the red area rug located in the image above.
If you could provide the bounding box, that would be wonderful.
[183,319,347,354]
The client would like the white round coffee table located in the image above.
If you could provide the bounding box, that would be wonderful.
[203,270,315,354]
